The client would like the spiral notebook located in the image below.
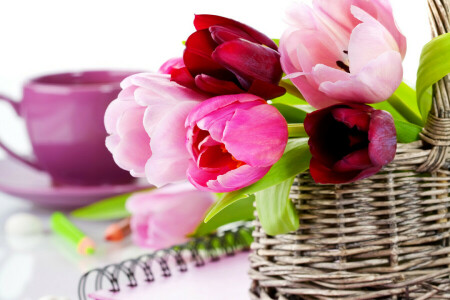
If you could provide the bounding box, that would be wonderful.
[78,223,253,300]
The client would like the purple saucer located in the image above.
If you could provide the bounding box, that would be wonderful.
[0,159,151,208]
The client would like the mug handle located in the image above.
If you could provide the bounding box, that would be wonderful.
[0,94,43,170]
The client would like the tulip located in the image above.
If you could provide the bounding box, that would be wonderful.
[126,183,215,249]
[186,93,288,192]
[304,104,397,184]
[105,60,208,187]
[171,14,286,100]
[280,0,406,108]
[158,57,185,75]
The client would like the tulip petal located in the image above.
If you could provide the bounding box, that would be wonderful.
[196,100,260,143]
[212,39,283,85]
[310,157,381,184]
[108,106,151,177]
[333,148,372,172]
[207,165,270,193]
[187,162,219,191]
[280,0,405,108]
[280,28,346,108]
[332,107,371,131]
[247,79,287,100]
[348,6,400,74]
[117,85,139,101]
[130,73,206,106]
[126,183,214,249]
[309,158,359,184]
[104,98,140,134]
[368,109,397,166]
[210,25,258,45]
[170,67,197,90]
[360,0,407,58]
[198,135,221,150]
[144,101,199,187]
[311,64,351,86]
[306,108,350,167]
[187,126,209,161]
[304,105,333,138]
[222,104,288,167]
[283,73,341,109]
[285,3,320,31]
[194,74,244,95]
[184,29,235,80]
[141,104,172,137]
[158,57,185,75]
[186,93,262,128]
[318,50,403,103]
[194,14,278,50]
[313,0,360,32]
[291,29,347,75]
[313,0,406,58]
[197,145,238,171]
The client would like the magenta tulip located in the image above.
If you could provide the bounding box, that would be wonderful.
[126,183,215,249]
[185,94,288,192]
[304,104,397,184]
[171,14,286,100]
[105,61,208,187]
[280,0,407,108]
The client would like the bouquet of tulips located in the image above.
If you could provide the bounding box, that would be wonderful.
[102,0,450,238]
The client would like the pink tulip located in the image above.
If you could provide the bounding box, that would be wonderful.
[105,60,208,187]
[126,183,215,249]
[186,94,288,192]
[280,0,407,108]
[158,57,185,75]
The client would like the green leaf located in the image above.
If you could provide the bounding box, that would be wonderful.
[71,193,136,220]
[279,79,306,102]
[394,119,422,143]
[387,82,423,126]
[256,177,298,235]
[192,195,255,237]
[272,38,280,47]
[271,103,314,123]
[417,32,450,120]
[271,90,308,106]
[205,138,311,222]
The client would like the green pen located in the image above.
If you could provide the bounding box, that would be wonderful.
[50,212,96,255]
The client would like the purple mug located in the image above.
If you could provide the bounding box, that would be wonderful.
[0,70,138,186]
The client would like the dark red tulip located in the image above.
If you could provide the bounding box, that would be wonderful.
[171,14,286,100]
[304,104,397,184]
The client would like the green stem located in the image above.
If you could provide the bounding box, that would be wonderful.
[280,79,304,100]
[288,124,308,138]
[387,92,423,126]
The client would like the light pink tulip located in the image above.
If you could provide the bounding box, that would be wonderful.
[105,60,208,187]
[126,183,215,249]
[186,94,288,192]
[280,0,406,108]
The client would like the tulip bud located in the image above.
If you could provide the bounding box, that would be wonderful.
[304,104,397,184]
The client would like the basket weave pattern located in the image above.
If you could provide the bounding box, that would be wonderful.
[250,142,450,299]
[249,1,450,299]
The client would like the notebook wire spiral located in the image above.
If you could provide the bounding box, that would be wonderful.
[78,222,253,300]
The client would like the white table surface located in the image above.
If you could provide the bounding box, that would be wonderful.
[0,193,149,300]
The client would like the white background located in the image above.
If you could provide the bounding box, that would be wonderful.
[0,1,433,299]
[0,0,431,159]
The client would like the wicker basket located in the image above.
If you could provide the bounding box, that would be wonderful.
[249,1,450,299]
